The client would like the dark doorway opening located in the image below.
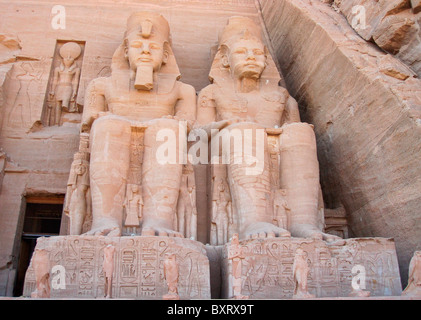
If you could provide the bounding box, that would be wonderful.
[13,198,63,297]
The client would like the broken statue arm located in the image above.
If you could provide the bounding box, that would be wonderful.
[81,77,108,133]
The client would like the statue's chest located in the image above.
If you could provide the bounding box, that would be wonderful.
[109,89,178,108]
[106,87,179,120]
[214,91,285,125]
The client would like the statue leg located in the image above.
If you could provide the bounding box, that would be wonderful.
[55,102,62,126]
[185,206,192,239]
[280,123,334,241]
[68,187,86,235]
[141,119,183,237]
[221,123,290,240]
[87,116,131,236]
[177,201,185,237]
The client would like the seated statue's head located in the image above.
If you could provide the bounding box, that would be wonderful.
[209,17,282,89]
[110,12,180,91]
[124,12,170,74]
[111,12,180,93]
[219,17,268,80]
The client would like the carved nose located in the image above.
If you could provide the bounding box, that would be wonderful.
[142,45,150,54]
[246,51,256,60]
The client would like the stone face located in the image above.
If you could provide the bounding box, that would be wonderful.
[221,237,402,299]
[259,0,421,287]
[23,236,211,299]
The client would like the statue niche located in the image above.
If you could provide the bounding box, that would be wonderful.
[68,12,197,238]
[45,41,84,126]
[197,17,339,243]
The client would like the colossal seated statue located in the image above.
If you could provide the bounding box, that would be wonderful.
[80,12,196,237]
[197,17,337,242]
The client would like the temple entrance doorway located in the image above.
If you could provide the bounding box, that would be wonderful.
[13,196,64,297]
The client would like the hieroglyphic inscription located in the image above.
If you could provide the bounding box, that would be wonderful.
[222,238,402,299]
[23,236,211,299]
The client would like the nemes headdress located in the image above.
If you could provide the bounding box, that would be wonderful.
[125,12,170,42]
[218,16,264,49]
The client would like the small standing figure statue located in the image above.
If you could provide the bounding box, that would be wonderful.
[103,244,116,299]
[163,253,180,300]
[228,233,248,299]
[49,41,82,126]
[402,251,421,297]
[292,248,315,299]
[123,184,143,235]
[273,189,290,230]
[64,153,90,235]
[31,249,50,299]
[176,164,197,239]
[211,178,233,245]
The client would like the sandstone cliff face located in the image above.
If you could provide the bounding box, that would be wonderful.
[259,0,421,286]
[333,0,421,77]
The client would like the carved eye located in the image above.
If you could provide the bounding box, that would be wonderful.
[234,48,247,55]
[149,43,161,50]
[131,41,142,48]
[253,49,264,56]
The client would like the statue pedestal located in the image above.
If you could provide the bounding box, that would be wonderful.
[221,237,402,299]
[23,236,211,299]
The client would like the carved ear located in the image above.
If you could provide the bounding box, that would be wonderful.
[163,41,170,65]
[124,38,129,59]
[264,46,269,65]
[220,44,230,68]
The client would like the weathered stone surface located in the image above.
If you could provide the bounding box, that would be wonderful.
[259,0,421,286]
[221,237,402,299]
[333,0,421,77]
[412,0,421,13]
[23,236,211,299]
[402,251,421,297]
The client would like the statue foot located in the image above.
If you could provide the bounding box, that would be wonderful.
[243,222,291,240]
[141,226,184,238]
[290,224,342,243]
[85,226,121,237]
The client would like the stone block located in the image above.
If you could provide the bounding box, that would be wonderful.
[23,236,211,299]
[221,237,402,299]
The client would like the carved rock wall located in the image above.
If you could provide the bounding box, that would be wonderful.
[333,0,421,77]
[258,0,421,286]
